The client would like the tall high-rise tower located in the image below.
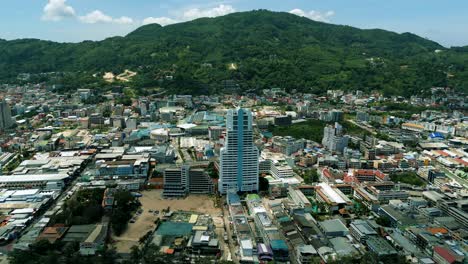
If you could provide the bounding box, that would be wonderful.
[322,122,349,153]
[219,108,259,194]
[0,100,13,130]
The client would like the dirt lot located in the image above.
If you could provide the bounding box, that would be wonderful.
[112,190,222,254]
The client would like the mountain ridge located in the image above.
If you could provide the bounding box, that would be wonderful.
[0,10,467,95]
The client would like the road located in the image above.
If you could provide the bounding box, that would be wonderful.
[347,119,377,135]
[221,202,239,263]
[436,163,468,188]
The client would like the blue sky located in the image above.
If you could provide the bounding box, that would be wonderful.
[1,0,467,47]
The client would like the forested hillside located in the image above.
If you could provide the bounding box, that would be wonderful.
[1,10,467,95]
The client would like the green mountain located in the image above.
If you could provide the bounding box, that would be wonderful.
[1,10,467,95]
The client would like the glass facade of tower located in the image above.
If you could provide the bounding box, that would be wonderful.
[219,108,259,194]
[0,100,13,130]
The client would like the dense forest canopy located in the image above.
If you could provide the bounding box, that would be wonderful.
[1,10,467,96]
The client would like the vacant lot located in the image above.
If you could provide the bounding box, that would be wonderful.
[113,190,221,254]
[271,119,327,143]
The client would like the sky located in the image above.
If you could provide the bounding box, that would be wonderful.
[1,0,467,47]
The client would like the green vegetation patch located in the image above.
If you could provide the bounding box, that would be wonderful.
[390,171,426,187]
[270,119,327,143]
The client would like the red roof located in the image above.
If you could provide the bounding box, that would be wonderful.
[355,169,386,180]
[322,168,333,179]
[436,150,450,157]
[375,170,386,180]
[427,227,448,235]
[149,178,163,183]
[434,246,456,264]
[356,169,375,176]
[454,158,468,167]
[343,175,358,184]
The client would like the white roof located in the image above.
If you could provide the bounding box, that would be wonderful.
[19,160,49,167]
[159,106,184,113]
[0,174,69,183]
[240,239,253,250]
[150,128,168,136]
[10,208,34,215]
[318,183,346,204]
[11,189,40,197]
[177,123,197,129]
[253,207,267,214]
[0,190,15,198]
[11,208,35,215]
[280,177,300,185]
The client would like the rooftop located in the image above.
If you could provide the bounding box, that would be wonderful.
[319,219,348,235]
[156,222,193,237]
[366,236,397,256]
[350,220,377,236]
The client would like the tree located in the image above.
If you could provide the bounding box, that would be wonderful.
[0,10,466,96]
[302,168,319,184]
[206,162,219,179]
[8,240,117,264]
[259,176,269,191]
[390,172,426,187]
[50,188,105,226]
[376,216,392,227]
[111,189,139,235]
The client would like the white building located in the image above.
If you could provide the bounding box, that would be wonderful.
[219,108,259,194]
[322,122,349,153]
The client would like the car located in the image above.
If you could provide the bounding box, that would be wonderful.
[149,209,154,213]
[154,210,159,214]
[129,219,136,223]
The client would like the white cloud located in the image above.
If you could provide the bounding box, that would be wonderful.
[113,16,134,25]
[142,4,236,27]
[142,17,178,26]
[42,0,75,21]
[182,4,236,20]
[289,8,335,23]
[79,10,134,24]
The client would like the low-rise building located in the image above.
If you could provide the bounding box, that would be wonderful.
[163,165,214,197]
[366,236,397,257]
[318,219,349,237]
[349,220,377,243]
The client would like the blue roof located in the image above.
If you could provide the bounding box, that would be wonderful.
[227,192,241,205]
[262,132,273,138]
[270,239,288,251]
[430,132,444,139]
[205,149,214,157]
[156,222,193,236]
[277,216,291,223]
